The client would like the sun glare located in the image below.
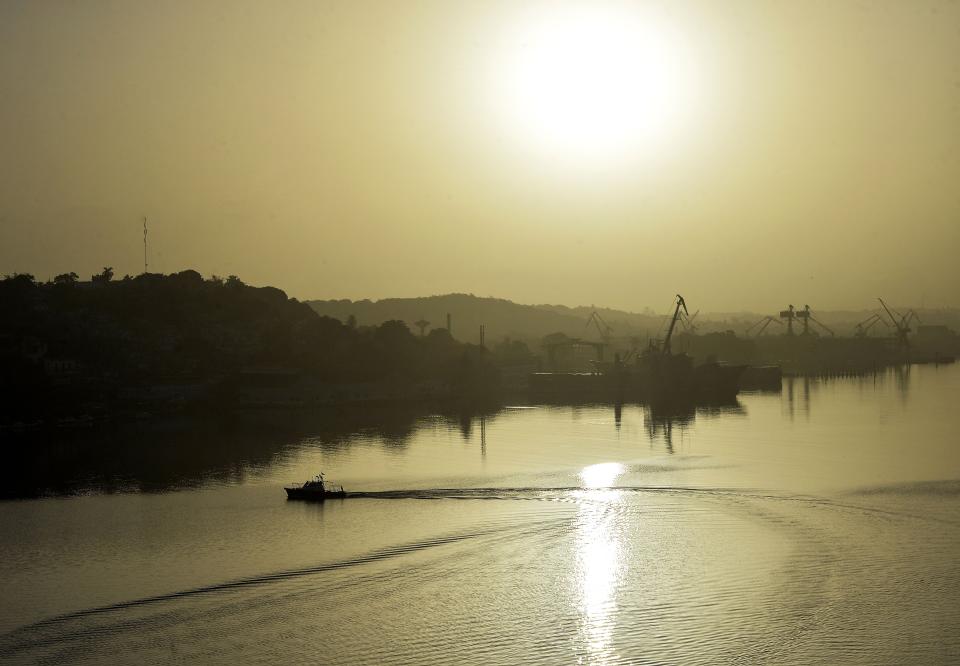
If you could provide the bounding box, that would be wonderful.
[492,6,697,167]
[580,462,625,488]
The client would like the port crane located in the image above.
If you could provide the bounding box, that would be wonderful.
[662,294,688,355]
[585,310,614,342]
[779,304,797,336]
[853,313,888,338]
[681,309,701,334]
[745,316,783,337]
[616,335,644,365]
[797,305,834,337]
[877,298,920,349]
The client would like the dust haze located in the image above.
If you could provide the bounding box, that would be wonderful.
[2,0,958,311]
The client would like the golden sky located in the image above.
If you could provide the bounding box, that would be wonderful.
[1,0,958,311]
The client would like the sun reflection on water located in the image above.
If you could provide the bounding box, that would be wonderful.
[575,463,625,664]
[580,462,625,489]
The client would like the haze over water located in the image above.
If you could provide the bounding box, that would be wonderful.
[1,363,958,664]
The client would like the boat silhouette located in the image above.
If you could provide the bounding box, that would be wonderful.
[284,472,346,501]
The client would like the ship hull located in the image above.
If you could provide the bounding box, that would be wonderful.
[529,360,746,402]
[284,487,347,501]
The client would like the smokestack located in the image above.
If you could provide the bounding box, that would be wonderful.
[446,313,452,336]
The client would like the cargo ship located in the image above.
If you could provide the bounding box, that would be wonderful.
[530,295,746,402]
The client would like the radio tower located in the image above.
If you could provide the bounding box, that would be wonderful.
[143,216,148,274]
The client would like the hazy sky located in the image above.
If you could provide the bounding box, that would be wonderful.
[2,0,958,312]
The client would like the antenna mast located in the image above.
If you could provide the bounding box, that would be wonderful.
[143,216,148,274]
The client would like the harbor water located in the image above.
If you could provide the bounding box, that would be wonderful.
[1,363,959,664]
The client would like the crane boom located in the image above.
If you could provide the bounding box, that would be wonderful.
[877,297,902,328]
[808,313,834,336]
[585,311,614,341]
[663,294,688,355]
[856,313,889,336]
[746,316,783,337]
[878,297,914,350]
[682,309,700,333]
[865,315,887,333]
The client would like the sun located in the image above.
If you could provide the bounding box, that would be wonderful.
[491,6,698,168]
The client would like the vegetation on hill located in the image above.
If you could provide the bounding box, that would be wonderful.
[1,271,506,423]
[306,294,668,346]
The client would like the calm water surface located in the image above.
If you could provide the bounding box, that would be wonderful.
[1,364,959,664]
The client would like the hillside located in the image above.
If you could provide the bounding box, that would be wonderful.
[1,272,499,422]
[307,294,669,345]
[308,294,960,343]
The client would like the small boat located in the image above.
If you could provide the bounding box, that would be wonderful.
[284,472,346,501]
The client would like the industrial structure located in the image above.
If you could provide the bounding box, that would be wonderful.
[796,305,834,336]
[585,310,614,342]
[853,313,888,338]
[745,316,783,337]
[878,298,920,350]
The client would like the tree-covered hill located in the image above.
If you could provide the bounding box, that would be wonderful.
[1,271,499,422]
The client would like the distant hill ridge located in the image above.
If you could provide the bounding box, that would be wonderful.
[306,294,625,344]
[306,294,960,343]
[307,294,702,344]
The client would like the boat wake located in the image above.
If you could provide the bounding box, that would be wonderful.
[0,515,572,659]
[5,481,959,664]
[341,485,761,502]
